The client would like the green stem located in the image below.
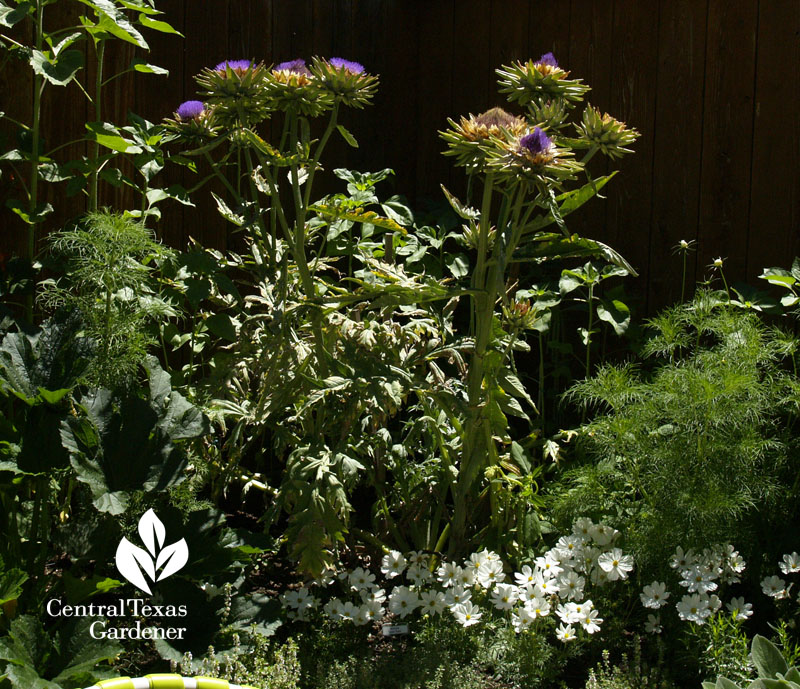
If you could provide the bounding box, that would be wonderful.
[585,283,595,378]
[681,251,688,303]
[26,0,45,320]
[89,40,106,212]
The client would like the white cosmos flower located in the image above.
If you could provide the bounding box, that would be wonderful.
[726,597,753,621]
[589,523,618,546]
[779,552,800,575]
[514,564,538,587]
[597,548,634,581]
[324,597,345,620]
[535,554,563,578]
[676,593,711,624]
[512,605,535,632]
[580,607,603,634]
[349,567,376,591]
[358,599,384,624]
[437,561,461,587]
[360,586,386,604]
[455,566,476,588]
[669,546,697,572]
[555,623,576,642]
[407,562,433,586]
[527,596,550,617]
[445,585,472,608]
[572,517,595,541]
[407,550,429,566]
[476,559,505,589]
[491,583,519,610]
[419,590,446,616]
[340,601,359,622]
[381,550,406,579]
[762,575,792,599]
[555,535,583,561]
[640,581,670,609]
[556,602,581,624]
[557,571,586,600]
[645,613,662,634]
[681,566,718,594]
[389,586,420,618]
[451,601,482,627]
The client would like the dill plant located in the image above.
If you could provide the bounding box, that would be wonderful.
[40,210,175,389]
[554,291,799,570]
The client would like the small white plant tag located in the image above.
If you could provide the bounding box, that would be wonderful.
[381,624,409,637]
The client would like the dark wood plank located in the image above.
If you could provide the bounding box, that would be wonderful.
[565,1,613,241]
[374,1,420,201]
[491,0,530,107]
[414,1,455,199]
[746,0,800,279]
[695,0,759,286]
[605,0,660,310]
[530,0,570,68]
[648,0,708,309]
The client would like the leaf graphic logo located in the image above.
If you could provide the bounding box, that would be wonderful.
[115,509,189,594]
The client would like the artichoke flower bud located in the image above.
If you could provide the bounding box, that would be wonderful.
[497,53,591,109]
[195,59,271,128]
[266,58,331,116]
[441,107,526,174]
[310,56,378,109]
[577,105,640,159]
[163,100,220,144]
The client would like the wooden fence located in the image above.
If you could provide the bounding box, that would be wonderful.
[1,0,798,312]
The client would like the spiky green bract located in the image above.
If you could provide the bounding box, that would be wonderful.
[195,61,271,127]
[576,105,640,159]
[266,63,331,117]
[497,59,591,109]
[555,291,799,571]
[309,56,378,109]
[40,210,176,389]
[162,103,221,145]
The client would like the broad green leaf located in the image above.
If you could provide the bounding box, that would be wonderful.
[515,232,637,276]
[138,12,182,34]
[381,195,414,226]
[715,679,742,689]
[336,124,359,148]
[37,387,71,404]
[752,635,789,678]
[205,313,237,341]
[597,297,631,335]
[0,2,32,28]
[6,199,53,225]
[0,567,27,605]
[85,121,142,153]
[446,253,469,278]
[498,369,536,409]
[131,57,168,75]
[30,48,84,86]
[50,31,84,57]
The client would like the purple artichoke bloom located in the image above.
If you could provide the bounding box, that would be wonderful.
[274,58,312,75]
[329,57,365,74]
[214,59,252,73]
[176,100,205,120]
[538,52,558,68]
[520,127,552,155]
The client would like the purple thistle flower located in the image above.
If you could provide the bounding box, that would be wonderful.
[329,57,365,74]
[214,59,252,73]
[176,100,205,120]
[537,52,558,68]
[520,127,552,155]
[274,58,312,75]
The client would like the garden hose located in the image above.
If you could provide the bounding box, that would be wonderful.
[85,676,260,689]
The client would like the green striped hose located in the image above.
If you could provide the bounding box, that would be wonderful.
[85,676,260,689]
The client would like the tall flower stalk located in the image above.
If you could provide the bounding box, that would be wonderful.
[441,53,639,553]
